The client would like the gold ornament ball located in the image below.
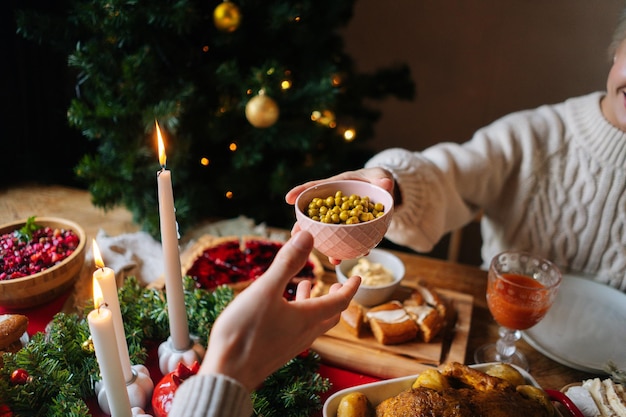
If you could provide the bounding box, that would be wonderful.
[82,338,95,353]
[214,2,242,33]
[245,94,280,128]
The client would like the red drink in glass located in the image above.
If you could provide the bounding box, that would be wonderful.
[487,273,551,330]
[475,251,561,370]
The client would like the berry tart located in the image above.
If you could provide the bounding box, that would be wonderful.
[180,235,324,300]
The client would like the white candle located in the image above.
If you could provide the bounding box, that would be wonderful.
[92,240,134,383]
[156,121,190,351]
[88,291,132,417]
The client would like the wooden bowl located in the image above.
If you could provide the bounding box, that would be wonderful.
[0,217,86,309]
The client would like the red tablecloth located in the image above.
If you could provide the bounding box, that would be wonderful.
[1,290,380,416]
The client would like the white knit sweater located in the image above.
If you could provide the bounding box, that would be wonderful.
[366,92,626,291]
[167,374,253,417]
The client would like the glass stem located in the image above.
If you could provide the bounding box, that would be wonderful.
[495,326,521,363]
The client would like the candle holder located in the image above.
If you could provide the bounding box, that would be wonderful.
[132,407,153,417]
[96,365,155,414]
[157,334,206,375]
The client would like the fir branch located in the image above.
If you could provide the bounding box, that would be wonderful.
[254,351,331,417]
[0,319,94,416]
[0,276,329,416]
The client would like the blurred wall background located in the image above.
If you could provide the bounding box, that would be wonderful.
[342,0,624,151]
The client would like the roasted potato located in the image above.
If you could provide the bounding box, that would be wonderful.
[412,368,450,391]
[337,392,373,417]
[485,363,526,386]
[516,384,556,417]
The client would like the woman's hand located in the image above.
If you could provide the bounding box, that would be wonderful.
[198,230,360,392]
[284,167,395,206]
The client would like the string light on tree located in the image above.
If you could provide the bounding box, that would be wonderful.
[342,127,356,142]
[281,70,293,91]
[245,90,280,128]
[281,79,292,90]
[331,73,343,87]
[311,110,336,128]
[213,1,241,33]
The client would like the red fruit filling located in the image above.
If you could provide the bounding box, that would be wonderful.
[0,226,80,281]
[186,238,317,300]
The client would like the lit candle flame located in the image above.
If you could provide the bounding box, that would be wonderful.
[156,120,167,168]
[92,239,105,269]
[93,276,104,310]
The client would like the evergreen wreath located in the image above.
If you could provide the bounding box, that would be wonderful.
[0,277,329,417]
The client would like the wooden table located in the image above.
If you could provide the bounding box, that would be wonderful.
[0,183,601,390]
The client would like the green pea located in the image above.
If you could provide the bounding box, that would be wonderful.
[304,190,385,224]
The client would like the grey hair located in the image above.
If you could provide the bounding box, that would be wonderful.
[609,7,626,61]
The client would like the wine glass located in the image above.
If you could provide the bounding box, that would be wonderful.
[474,250,562,370]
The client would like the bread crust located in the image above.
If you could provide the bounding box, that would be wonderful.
[404,304,444,342]
[340,302,365,337]
[367,302,418,345]
[0,314,28,349]
[411,283,447,318]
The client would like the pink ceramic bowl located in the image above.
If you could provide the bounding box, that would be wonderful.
[295,180,394,260]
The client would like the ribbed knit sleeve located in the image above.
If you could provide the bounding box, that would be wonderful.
[365,92,626,291]
[365,147,483,253]
[167,374,253,417]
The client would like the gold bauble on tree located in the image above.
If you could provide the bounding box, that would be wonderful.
[245,92,280,128]
[213,1,242,33]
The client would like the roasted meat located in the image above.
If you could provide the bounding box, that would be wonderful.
[376,385,552,417]
[375,362,554,417]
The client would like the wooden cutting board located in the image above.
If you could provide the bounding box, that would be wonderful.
[312,276,473,379]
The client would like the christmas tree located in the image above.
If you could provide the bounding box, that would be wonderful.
[16,0,414,237]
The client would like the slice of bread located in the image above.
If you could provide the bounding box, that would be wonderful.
[0,314,29,368]
[410,283,447,319]
[366,301,418,345]
[581,378,626,417]
[0,314,28,349]
[340,302,365,338]
[404,304,444,342]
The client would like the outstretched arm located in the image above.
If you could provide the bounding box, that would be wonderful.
[198,230,360,391]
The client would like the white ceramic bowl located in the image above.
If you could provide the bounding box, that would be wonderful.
[295,180,394,260]
[335,248,404,307]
